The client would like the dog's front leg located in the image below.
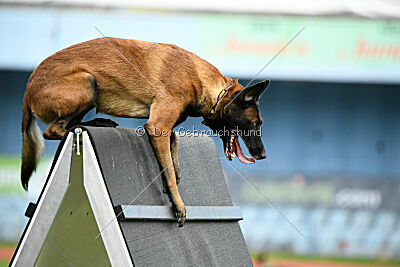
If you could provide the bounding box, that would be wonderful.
[162,131,181,193]
[145,123,186,226]
[170,131,181,185]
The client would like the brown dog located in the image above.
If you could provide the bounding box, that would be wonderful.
[21,37,268,226]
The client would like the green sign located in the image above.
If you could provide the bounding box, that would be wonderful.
[0,156,51,194]
[197,15,400,81]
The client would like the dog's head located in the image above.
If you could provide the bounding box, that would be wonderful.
[203,79,269,164]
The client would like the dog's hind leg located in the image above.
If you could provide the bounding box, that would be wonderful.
[31,72,98,140]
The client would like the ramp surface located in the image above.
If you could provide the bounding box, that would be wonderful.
[85,127,252,267]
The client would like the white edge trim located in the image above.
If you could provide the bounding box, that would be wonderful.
[82,131,133,267]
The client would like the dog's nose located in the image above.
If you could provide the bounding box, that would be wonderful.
[255,153,266,160]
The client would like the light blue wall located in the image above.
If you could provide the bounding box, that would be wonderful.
[1,7,400,83]
[0,8,199,70]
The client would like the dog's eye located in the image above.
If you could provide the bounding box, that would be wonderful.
[244,100,255,106]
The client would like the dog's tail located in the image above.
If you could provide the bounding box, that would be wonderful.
[21,97,44,191]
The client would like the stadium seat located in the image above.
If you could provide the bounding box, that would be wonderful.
[342,209,374,256]
[386,228,400,257]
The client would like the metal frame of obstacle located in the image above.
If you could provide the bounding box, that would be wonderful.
[115,205,242,221]
[10,127,252,267]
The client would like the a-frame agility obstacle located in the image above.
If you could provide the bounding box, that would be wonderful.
[10,127,252,266]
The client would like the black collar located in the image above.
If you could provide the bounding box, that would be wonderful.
[205,79,235,118]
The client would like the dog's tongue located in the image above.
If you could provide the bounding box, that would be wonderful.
[233,137,255,164]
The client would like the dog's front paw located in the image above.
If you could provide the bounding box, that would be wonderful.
[173,204,186,227]
[80,118,119,128]
[91,118,119,128]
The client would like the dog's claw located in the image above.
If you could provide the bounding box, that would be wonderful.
[162,176,169,194]
[175,171,181,185]
[173,205,186,227]
[163,185,168,194]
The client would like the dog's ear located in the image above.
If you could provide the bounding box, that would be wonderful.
[240,80,269,102]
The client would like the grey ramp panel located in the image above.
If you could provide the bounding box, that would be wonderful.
[85,127,252,267]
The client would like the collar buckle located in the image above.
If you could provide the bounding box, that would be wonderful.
[206,79,235,118]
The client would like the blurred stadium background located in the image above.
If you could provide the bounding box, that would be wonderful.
[1,0,400,266]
